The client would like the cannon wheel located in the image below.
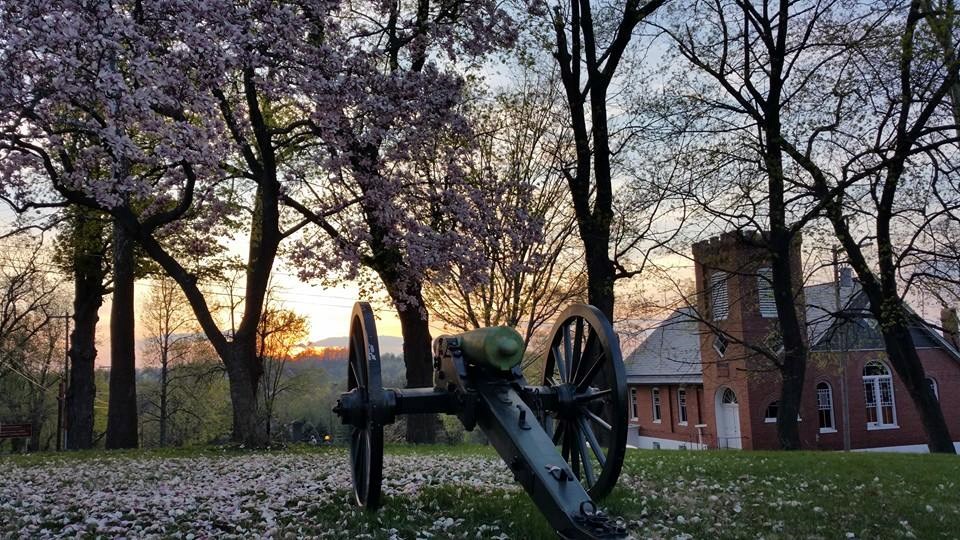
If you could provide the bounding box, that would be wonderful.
[540,304,628,500]
[348,302,385,510]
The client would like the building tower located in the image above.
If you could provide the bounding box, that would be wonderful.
[691,231,808,449]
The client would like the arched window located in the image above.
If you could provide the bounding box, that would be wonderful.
[721,387,738,404]
[816,382,835,432]
[764,401,778,423]
[652,387,662,422]
[927,377,939,400]
[630,387,639,419]
[863,361,897,428]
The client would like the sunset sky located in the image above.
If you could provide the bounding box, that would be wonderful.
[91,273,410,367]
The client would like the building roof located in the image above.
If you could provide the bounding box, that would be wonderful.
[624,307,703,384]
[803,281,862,348]
[807,282,958,357]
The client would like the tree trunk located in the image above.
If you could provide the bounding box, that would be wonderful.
[878,310,955,453]
[159,349,168,448]
[770,237,807,450]
[106,220,139,449]
[65,269,103,450]
[65,211,107,450]
[776,351,805,450]
[583,230,616,321]
[763,55,807,449]
[225,339,267,447]
[394,288,438,444]
[28,413,43,452]
[824,200,956,454]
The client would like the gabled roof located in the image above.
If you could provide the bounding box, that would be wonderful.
[624,307,703,384]
[810,284,960,362]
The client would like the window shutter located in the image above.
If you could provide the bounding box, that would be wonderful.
[710,271,729,321]
[757,267,777,318]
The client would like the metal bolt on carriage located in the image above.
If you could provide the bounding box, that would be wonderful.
[333,302,631,539]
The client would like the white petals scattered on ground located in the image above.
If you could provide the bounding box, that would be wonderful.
[0,450,516,539]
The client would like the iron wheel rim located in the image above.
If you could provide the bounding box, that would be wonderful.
[347,302,384,510]
[540,304,628,499]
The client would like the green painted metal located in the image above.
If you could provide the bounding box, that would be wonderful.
[455,326,524,371]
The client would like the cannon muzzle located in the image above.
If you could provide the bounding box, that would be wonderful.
[439,326,524,371]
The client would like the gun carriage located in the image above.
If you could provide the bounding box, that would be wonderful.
[333,302,631,539]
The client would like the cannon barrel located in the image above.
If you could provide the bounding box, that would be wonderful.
[438,326,524,371]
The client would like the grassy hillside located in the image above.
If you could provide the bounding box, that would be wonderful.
[2,445,957,539]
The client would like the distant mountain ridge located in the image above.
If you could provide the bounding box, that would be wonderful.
[307,335,405,356]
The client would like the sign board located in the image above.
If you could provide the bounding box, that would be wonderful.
[0,423,32,439]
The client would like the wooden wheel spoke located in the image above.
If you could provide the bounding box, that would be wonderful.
[553,420,566,446]
[575,387,612,402]
[575,423,595,486]
[578,416,607,467]
[571,318,584,379]
[571,327,595,383]
[575,350,606,392]
[551,344,567,383]
[562,327,573,381]
[348,359,360,383]
[583,408,612,431]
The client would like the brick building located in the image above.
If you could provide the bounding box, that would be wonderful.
[625,232,960,451]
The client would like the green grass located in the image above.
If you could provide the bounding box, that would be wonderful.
[609,450,960,539]
[3,446,959,539]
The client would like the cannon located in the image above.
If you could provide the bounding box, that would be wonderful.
[333,302,630,539]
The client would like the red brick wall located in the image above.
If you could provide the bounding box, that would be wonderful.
[801,348,960,450]
[629,384,705,446]
[629,344,960,450]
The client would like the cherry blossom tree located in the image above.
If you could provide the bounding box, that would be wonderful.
[0,0,519,446]
[282,1,518,442]
[0,0,240,444]
[422,73,586,347]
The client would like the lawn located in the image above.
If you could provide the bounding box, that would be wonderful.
[1,445,958,539]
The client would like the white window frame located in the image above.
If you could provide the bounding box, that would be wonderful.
[713,334,729,357]
[927,377,939,400]
[652,387,662,423]
[863,361,898,430]
[677,388,688,425]
[710,271,730,321]
[816,382,836,433]
[764,400,801,424]
[630,387,639,420]
[764,401,778,424]
[757,267,777,318]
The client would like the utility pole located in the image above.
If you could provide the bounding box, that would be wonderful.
[832,248,851,451]
[54,312,70,451]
